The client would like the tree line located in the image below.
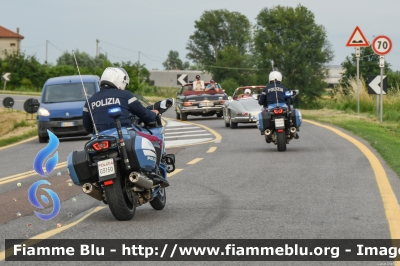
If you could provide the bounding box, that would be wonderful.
[1,4,399,106]
[0,50,150,94]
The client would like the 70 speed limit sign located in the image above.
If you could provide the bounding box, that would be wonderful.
[372,35,392,55]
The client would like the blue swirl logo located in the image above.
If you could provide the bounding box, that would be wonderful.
[28,180,60,220]
[29,130,61,220]
[33,130,59,177]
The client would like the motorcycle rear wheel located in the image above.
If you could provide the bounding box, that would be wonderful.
[276,131,287,152]
[150,187,166,210]
[104,173,136,221]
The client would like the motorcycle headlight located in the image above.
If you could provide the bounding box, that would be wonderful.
[38,107,50,116]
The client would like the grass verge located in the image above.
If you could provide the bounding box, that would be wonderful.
[0,129,37,147]
[302,109,400,178]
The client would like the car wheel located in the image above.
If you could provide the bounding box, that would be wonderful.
[217,112,223,118]
[229,117,238,129]
[38,134,48,143]
[181,112,188,121]
[223,109,230,127]
[176,111,181,120]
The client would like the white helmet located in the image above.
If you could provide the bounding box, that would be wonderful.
[244,89,251,94]
[100,67,130,90]
[269,71,282,83]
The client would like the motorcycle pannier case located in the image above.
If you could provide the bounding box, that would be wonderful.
[125,135,157,172]
[67,151,98,186]
[290,109,302,128]
[257,111,272,131]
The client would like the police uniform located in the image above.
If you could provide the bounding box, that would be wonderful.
[258,83,291,107]
[83,87,156,133]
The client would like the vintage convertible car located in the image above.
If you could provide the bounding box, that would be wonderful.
[222,86,265,128]
[175,82,228,121]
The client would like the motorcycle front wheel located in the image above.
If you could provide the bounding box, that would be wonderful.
[150,187,166,210]
[104,171,136,221]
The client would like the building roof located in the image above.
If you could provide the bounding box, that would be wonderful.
[0,26,24,39]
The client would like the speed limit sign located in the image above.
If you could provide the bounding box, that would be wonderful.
[372,35,392,55]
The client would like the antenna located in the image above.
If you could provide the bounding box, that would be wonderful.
[72,50,99,137]
[270,60,279,105]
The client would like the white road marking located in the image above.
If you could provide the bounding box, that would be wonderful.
[165,138,213,148]
[165,133,211,139]
[166,130,207,135]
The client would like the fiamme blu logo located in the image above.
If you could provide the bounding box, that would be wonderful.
[29,130,61,220]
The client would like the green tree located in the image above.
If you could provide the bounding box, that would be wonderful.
[340,46,390,87]
[0,50,45,90]
[212,46,257,88]
[56,50,111,74]
[114,61,150,93]
[253,4,333,104]
[186,9,252,83]
[386,70,400,91]
[163,50,189,70]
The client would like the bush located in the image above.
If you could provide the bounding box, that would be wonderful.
[220,78,240,96]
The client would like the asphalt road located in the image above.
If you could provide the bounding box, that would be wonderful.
[1,105,400,266]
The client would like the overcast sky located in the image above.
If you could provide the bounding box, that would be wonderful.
[3,0,400,71]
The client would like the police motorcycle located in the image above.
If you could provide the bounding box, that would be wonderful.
[257,90,301,152]
[67,95,176,221]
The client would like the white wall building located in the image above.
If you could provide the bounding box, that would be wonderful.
[0,26,24,59]
[149,70,212,88]
[326,65,344,87]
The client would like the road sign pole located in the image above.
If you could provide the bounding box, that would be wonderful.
[3,80,6,91]
[356,47,360,114]
[380,57,384,123]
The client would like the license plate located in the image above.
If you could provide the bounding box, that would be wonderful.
[199,101,214,107]
[61,121,75,127]
[275,118,285,128]
[98,158,115,177]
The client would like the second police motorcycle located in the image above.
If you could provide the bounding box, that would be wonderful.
[257,70,302,152]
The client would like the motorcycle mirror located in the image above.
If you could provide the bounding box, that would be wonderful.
[166,98,174,107]
[108,106,122,119]
[291,90,299,97]
[160,100,167,109]
[160,98,174,109]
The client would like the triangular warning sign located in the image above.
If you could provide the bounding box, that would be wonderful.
[346,26,369,47]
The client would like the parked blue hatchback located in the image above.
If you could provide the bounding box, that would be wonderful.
[37,75,100,143]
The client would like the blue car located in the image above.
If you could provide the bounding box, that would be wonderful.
[37,75,100,143]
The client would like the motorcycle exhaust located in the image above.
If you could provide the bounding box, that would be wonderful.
[265,129,272,136]
[82,183,103,201]
[290,127,297,134]
[129,172,153,189]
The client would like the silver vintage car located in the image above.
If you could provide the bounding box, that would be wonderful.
[222,86,265,129]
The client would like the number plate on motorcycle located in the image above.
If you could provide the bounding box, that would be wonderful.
[98,158,115,178]
[275,118,285,128]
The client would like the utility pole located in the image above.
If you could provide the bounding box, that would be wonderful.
[46,40,48,64]
[96,39,99,57]
[138,51,140,91]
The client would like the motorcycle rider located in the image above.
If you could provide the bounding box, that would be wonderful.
[82,67,169,187]
[258,71,291,109]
